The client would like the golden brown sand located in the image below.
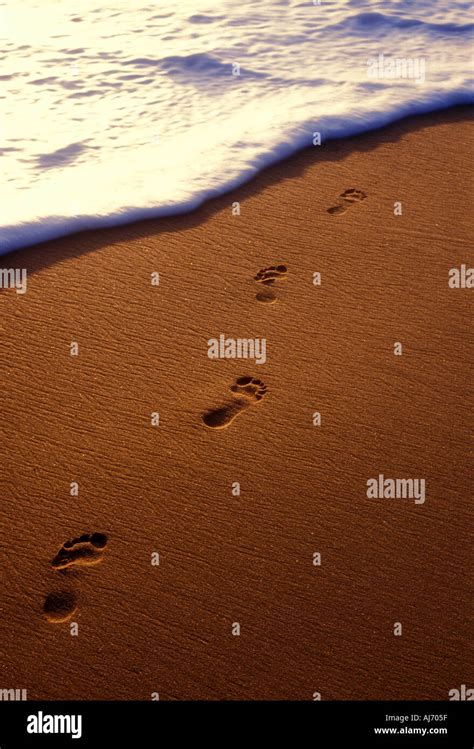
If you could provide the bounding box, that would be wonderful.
[0,107,472,700]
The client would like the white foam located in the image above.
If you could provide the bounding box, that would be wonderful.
[0,0,472,254]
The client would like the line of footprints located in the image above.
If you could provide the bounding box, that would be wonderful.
[43,187,367,623]
[201,188,367,430]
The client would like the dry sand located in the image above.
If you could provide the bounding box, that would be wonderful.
[0,107,472,700]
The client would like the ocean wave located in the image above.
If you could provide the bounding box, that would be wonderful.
[0,0,472,254]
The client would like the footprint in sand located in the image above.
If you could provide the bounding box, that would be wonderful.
[327,188,367,215]
[44,532,108,623]
[202,376,267,429]
[51,532,108,570]
[254,264,287,304]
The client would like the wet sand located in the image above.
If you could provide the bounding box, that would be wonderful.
[0,107,472,700]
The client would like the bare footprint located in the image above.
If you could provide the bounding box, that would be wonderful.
[254,264,287,303]
[44,532,108,623]
[43,590,78,623]
[51,532,108,570]
[202,376,267,429]
[327,188,367,215]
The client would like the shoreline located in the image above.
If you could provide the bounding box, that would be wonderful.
[1,103,473,258]
[0,107,472,700]
[1,105,471,269]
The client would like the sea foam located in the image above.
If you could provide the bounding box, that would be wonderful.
[0,0,472,254]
